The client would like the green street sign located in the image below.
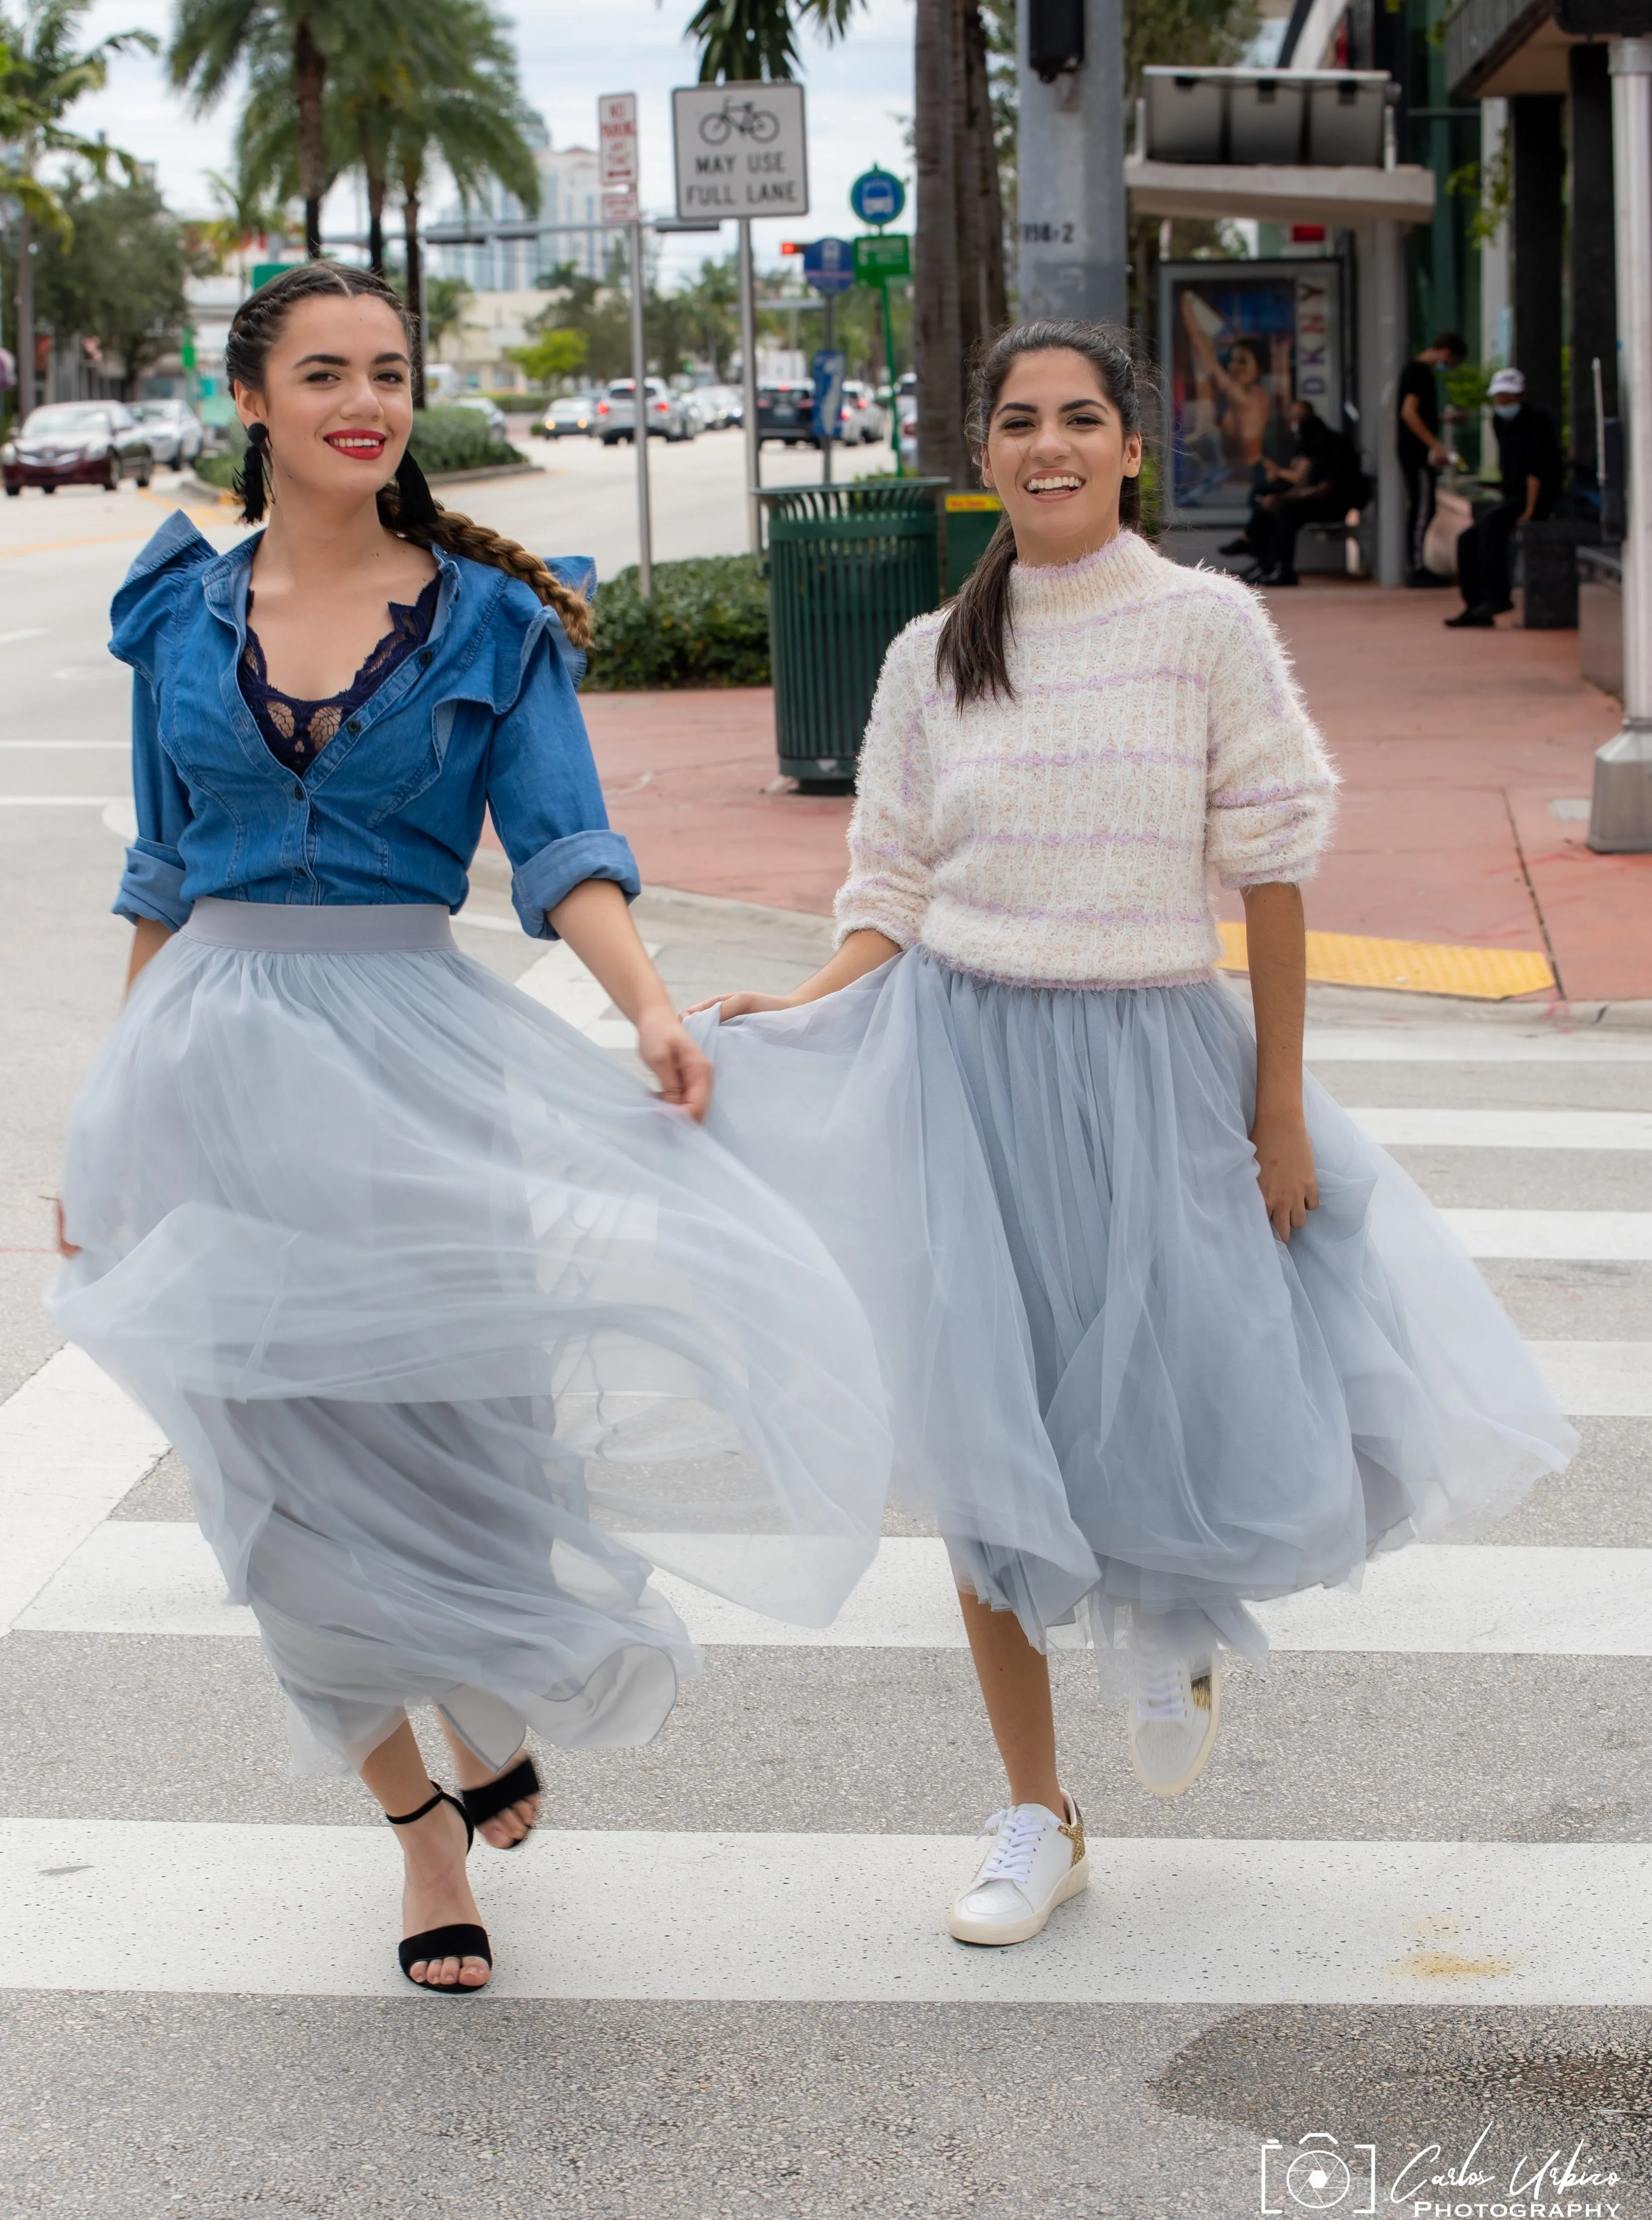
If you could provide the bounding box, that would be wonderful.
[250,262,299,294]
[854,232,910,282]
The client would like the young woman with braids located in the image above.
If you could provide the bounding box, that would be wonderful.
[49,262,887,1990]
[688,323,1573,1946]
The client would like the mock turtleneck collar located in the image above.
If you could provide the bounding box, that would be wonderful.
[1006,528,1162,620]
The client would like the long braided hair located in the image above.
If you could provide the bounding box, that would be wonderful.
[224,261,592,651]
[936,321,1147,709]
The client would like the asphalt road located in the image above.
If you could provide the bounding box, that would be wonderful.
[3,473,1652,2220]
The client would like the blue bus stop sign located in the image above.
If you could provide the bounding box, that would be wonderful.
[802,237,856,294]
[849,168,905,228]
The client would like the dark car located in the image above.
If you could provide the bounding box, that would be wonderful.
[539,392,600,438]
[756,381,816,447]
[2,402,154,495]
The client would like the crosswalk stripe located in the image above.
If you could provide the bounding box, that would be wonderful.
[1349,1107,1652,1149]
[1442,1208,1652,1260]
[3,1819,1649,2004]
[1305,1024,1652,1063]
[24,1526,1652,1658]
[1527,1339,1652,1416]
[0,1348,165,1635]
[515,939,657,1046]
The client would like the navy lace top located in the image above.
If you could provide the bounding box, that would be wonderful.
[241,574,443,773]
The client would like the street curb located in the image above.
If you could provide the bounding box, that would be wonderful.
[182,458,535,511]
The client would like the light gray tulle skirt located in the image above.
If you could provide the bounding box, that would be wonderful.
[48,902,890,1774]
[688,951,1577,1675]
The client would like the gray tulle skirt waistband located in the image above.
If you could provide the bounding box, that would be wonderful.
[181,898,456,952]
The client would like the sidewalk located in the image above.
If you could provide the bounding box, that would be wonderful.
[485,583,1652,1003]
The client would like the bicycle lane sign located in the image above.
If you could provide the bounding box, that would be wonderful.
[672,82,809,220]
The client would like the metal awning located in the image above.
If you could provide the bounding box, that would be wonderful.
[1123,156,1436,225]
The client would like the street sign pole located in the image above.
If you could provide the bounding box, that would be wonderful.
[671,82,810,557]
[600,93,652,597]
[1590,33,1652,850]
[739,219,761,553]
[821,295,835,487]
[629,219,654,600]
[881,281,900,476]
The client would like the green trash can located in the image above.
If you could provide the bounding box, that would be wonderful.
[761,480,946,789]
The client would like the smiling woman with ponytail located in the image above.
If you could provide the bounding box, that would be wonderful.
[45,261,888,1999]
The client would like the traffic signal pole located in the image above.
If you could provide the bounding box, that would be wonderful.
[629,218,654,599]
[1017,0,1128,324]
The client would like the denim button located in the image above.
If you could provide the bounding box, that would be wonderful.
[418,649,432,668]
[291,781,303,800]
[347,717,361,735]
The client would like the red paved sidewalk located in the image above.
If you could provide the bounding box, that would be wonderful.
[483,585,1652,1001]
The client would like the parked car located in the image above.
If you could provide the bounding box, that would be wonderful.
[538,392,599,438]
[840,380,887,446]
[452,395,511,443]
[128,398,205,468]
[756,381,817,446]
[1,402,153,495]
[687,383,741,429]
[595,378,698,444]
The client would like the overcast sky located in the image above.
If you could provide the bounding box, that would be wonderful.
[68,0,917,281]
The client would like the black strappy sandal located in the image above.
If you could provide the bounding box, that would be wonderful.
[460,1752,542,1851]
[384,1782,492,1991]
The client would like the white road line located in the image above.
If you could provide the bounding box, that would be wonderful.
[1351,1107,1652,1150]
[516,940,658,1042]
[0,1349,166,1633]
[0,795,125,807]
[1442,1209,1652,1260]
[28,1526,1652,1657]
[1307,1025,1652,1063]
[3,1821,1649,2003]
[0,628,47,648]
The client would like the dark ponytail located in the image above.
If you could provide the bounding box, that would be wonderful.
[935,320,1149,710]
[224,259,592,650]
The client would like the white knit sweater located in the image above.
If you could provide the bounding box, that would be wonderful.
[833,530,1338,989]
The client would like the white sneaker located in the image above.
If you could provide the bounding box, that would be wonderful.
[1127,1644,1222,1797]
[947,1795,1089,1946]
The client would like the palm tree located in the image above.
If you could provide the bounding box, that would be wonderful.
[913,0,1006,485]
[687,0,862,81]
[170,0,345,260]
[386,2,539,405]
[1,0,155,414]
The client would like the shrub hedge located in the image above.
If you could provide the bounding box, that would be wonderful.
[584,555,770,691]
[195,405,515,494]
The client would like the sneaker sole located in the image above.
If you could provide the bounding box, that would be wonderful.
[947,1855,1090,1947]
[1129,1669,1223,1799]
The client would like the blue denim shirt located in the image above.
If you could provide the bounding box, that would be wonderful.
[110,510,638,938]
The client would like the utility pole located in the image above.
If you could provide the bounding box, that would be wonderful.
[1589,33,1652,850]
[1017,0,1129,325]
[629,217,653,599]
[739,218,761,555]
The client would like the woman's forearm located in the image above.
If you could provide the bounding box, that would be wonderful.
[127,917,174,991]
[1241,881,1307,1118]
[786,929,903,1005]
[546,879,672,1023]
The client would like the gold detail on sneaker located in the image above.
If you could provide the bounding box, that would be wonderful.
[1059,1812,1086,1866]
[1191,1673,1213,1712]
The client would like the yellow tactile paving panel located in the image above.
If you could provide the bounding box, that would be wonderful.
[1216,922,1556,1001]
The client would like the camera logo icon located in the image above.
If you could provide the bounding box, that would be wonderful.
[1261,2134,1378,2215]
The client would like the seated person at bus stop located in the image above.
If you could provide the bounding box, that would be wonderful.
[1445,367,1563,629]
[1240,406,1366,586]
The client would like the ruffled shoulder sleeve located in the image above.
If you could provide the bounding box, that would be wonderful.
[109,510,216,684]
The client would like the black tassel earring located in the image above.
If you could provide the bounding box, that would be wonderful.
[238,422,269,522]
[392,448,438,530]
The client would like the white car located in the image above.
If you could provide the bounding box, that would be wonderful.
[840,381,887,446]
[596,379,698,444]
[128,399,205,468]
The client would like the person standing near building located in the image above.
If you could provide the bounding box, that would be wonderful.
[687,320,1575,1950]
[1445,367,1563,629]
[1397,332,1467,586]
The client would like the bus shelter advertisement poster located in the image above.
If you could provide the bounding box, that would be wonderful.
[1159,263,1342,521]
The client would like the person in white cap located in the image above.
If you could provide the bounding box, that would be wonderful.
[1445,367,1563,628]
